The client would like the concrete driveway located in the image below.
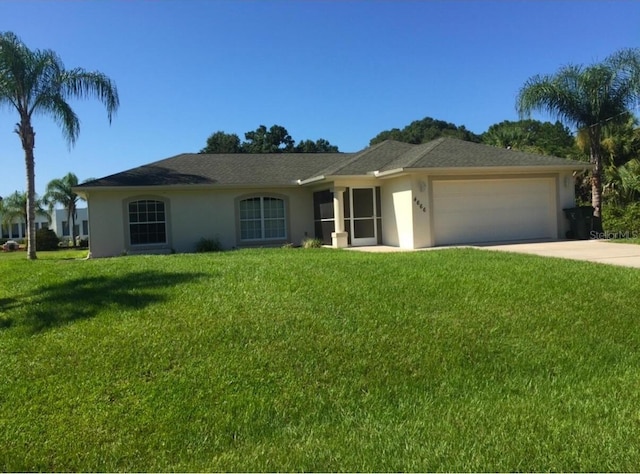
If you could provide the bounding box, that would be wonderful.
[476,240,640,268]
[348,240,640,268]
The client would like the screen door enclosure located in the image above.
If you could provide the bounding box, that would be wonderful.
[350,187,377,246]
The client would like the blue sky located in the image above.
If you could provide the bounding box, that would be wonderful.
[0,0,638,199]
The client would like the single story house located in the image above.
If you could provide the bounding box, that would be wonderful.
[75,138,590,258]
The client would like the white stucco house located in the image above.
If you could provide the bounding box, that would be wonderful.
[49,208,90,243]
[75,138,590,258]
[0,208,89,242]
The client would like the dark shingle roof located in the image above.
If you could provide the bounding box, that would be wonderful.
[313,140,415,177]
[79,138,589,189]
[378,137,588,171]
[80,152,352,188]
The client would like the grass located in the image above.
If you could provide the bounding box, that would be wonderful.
[613,237,640,245]
[0,248,89,260]
[1,248,640,471]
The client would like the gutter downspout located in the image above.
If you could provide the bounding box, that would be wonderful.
[297,175,326,186]
[373,168,405,178]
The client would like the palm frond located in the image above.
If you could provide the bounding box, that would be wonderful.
[0,31,119,145]
[61,68,119,122]
[35,93,80,145]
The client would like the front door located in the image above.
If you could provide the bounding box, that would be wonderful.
[350,187,378,246]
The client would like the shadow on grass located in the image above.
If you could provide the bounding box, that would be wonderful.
[0,297,18,329]
[0,297,19,311]
[7,270,205,334]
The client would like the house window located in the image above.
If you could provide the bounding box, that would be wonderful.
[128,199,167,245]
[239,196,286,241]
[11,223,19,238]
[82,220,89,236]
[62,221,70,236]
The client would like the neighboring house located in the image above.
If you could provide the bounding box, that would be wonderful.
[75,138,590,258]
[49,208,90,242]
[0,208,89,241]
[0,215,50,240]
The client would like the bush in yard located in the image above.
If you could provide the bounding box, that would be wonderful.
[35,228,60,251]
[602,202,640,237]
[302,237,323,249]
[195,237,222,253]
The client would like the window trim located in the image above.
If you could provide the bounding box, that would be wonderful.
[235,193,289,245]
[123,196,171,250]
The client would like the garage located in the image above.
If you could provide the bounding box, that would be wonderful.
[432,177,557,246]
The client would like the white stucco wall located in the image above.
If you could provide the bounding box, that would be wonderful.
[557,171,578,238]
[85,186,314,258]
[50,208,89,240]
[411,176,432,249]
[84,191,128,257]
[380,176,415,249]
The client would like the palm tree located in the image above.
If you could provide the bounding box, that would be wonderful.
[0,190,48,238]
[43,172,83,247]
[0,31,118,259]
[604,158,640,206]
[517,48,640,231]
[601,116,640,168]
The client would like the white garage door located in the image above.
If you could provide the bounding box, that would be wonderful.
[432,178,557,246]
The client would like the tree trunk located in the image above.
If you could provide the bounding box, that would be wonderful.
[589,127,604,234]
[70,208,77,247]
[16,117,37,259]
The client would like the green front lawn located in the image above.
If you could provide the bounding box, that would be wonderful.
[0,248,89,260]
[1,248,639,471]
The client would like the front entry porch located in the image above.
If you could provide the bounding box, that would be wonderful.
[313,186,381,248]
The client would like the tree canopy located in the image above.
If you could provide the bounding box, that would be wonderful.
[293,138,339,153]
[200,125,339,154]
[482,119,580,158]
[243,125,295,153]
[200,131,242,154]
[369,116,482,146]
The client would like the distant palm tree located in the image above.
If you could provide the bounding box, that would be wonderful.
[43,172,83,247]
[517,48,640,231]
[0,190,48,238]
[0,31,118,259]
